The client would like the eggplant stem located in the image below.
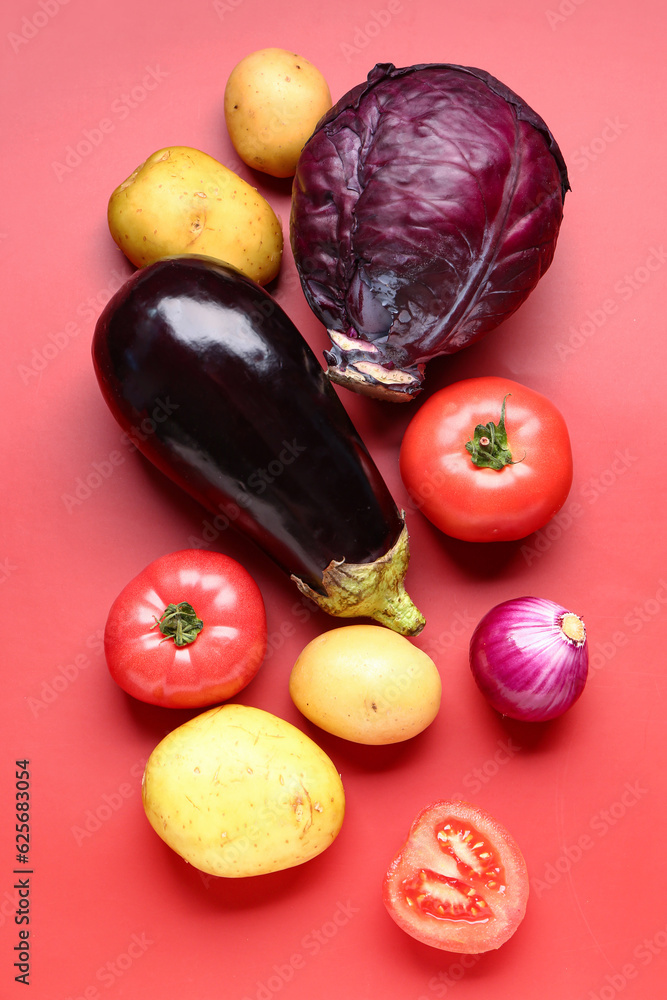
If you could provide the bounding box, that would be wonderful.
[290,518,425,636]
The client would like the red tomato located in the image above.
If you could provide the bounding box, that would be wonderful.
[104,549,267,709]
[399,377,573,542]
[383,799,529,953]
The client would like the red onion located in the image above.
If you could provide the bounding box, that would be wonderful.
[469,596,588,722]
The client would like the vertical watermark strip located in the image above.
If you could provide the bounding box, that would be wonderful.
[12,759,32,985]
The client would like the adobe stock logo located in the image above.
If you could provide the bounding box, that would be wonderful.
[555,246,667,361]
[186,439,307,548]
[0,558,17,586]
[17,268,127,386]
[238,900,359,1000]
[570,117,629,172]
[545,0,588,30]
[62,932,154,999]
[339,1,405,63]
[51,66,169,182]
[212,0,244,16]
[531,781,648,898]
[587,920,667,1000]
[61,397,179,514]
[70,758,146,847]
[27,628,104,717]
[520,448,639,566]
[8,0,72,54]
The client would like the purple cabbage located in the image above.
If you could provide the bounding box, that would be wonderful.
[290,63,570,401]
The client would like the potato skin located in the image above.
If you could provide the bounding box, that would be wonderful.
[141,704,345,877]
[289,625,442,745]
[107,146,283,285]
[224,48,331,178]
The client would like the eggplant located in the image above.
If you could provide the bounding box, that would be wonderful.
[92,255,425,635]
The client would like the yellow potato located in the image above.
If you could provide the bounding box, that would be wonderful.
[289,625,442,745]
[107,146,283,285]
[224,48,332,178]
[142,704,345,877]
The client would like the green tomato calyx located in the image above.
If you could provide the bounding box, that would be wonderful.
[465,395,523,471]
[152,602,204,646]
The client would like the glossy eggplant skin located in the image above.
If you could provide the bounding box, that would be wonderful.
[92,255,408,602]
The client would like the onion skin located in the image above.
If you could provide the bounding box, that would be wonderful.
[469,597,588,722]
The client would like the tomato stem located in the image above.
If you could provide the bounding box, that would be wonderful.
[152,602,204,646]
[465,395,523,470]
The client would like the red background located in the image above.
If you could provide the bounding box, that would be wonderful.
[2,1,666,998]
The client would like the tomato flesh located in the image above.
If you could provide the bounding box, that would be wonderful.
[402,870,491,924]
[383,800,529,953]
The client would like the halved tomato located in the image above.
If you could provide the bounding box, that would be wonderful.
[383,799,529,953]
